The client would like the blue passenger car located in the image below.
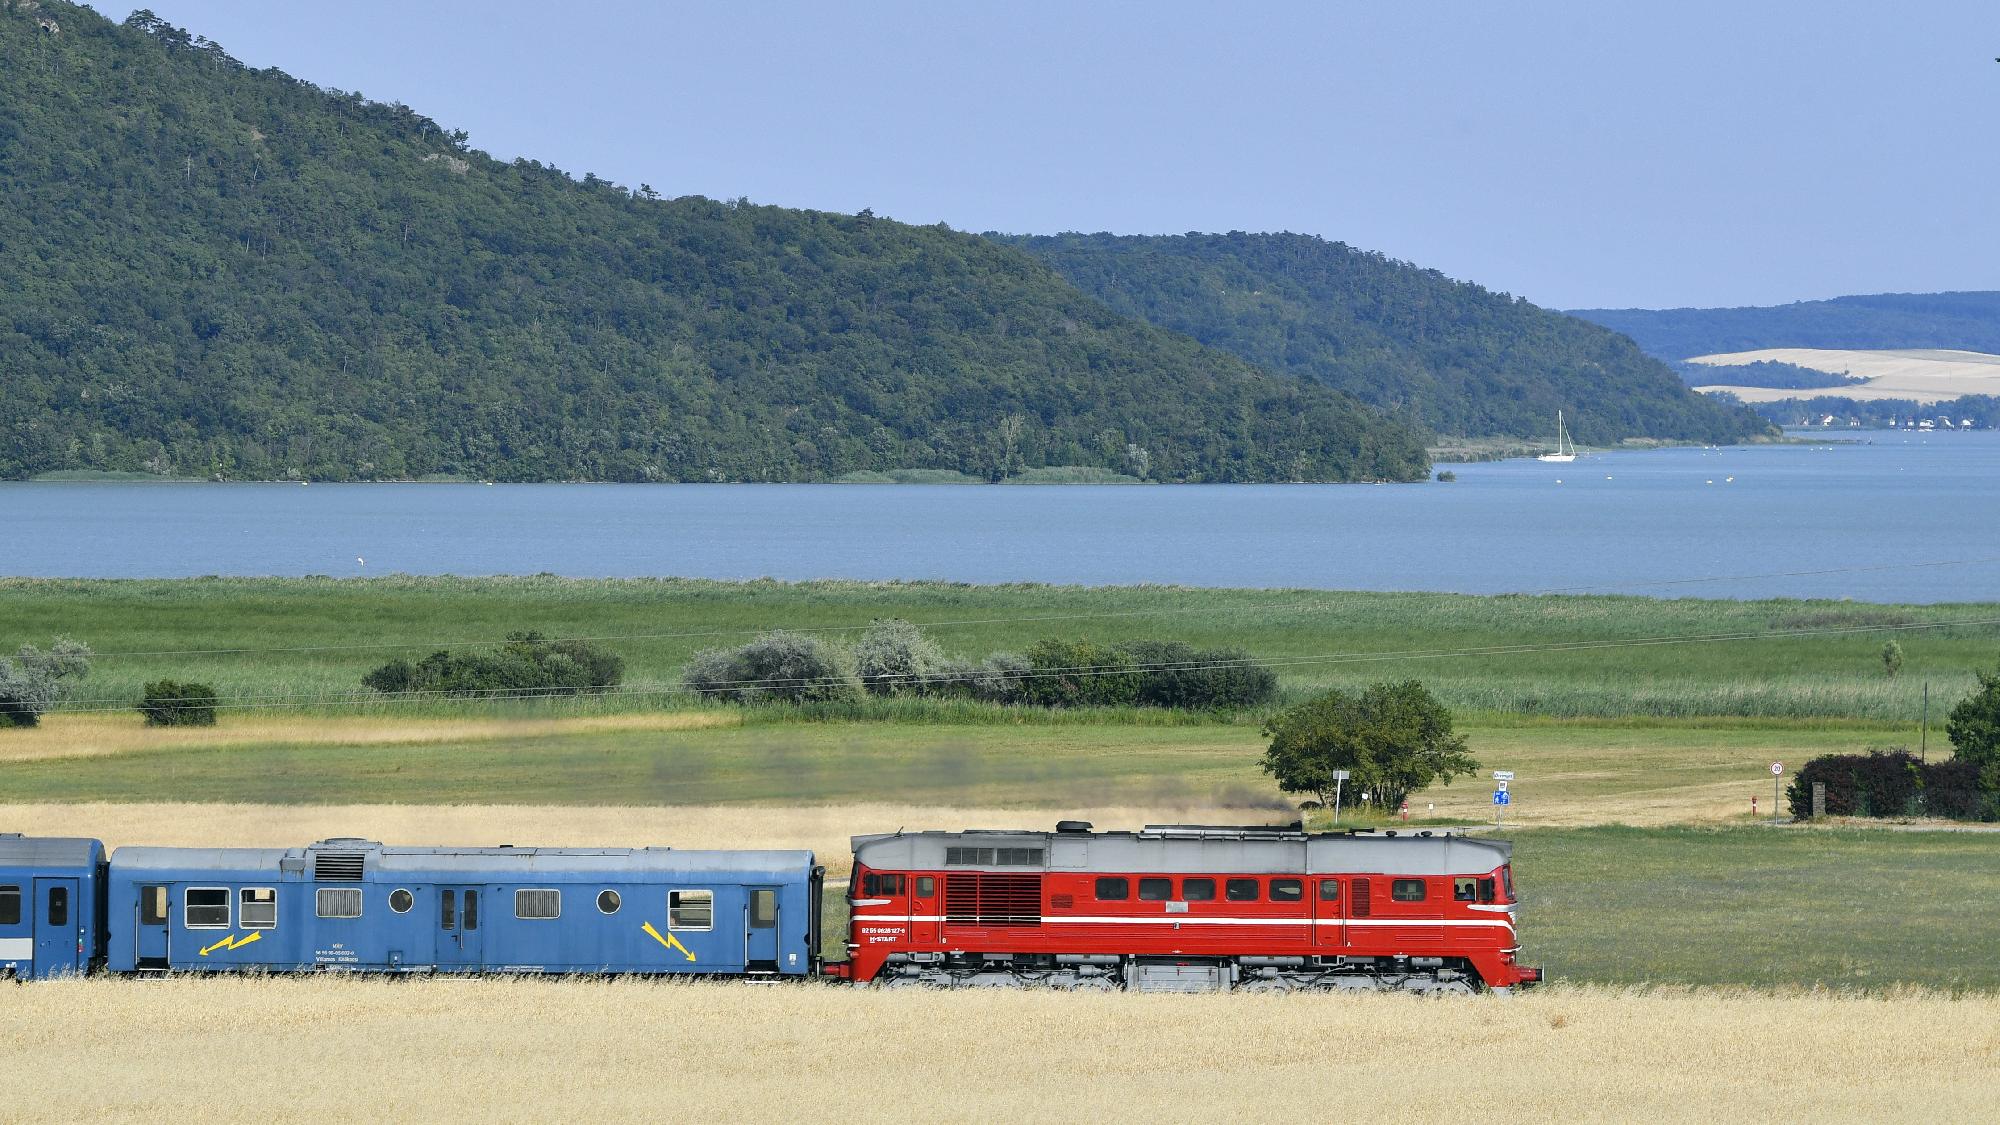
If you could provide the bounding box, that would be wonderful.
[0,834,105,980]
[105,838,823,976]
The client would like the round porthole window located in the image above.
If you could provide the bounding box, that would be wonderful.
[597,889,621,915]
[389,889,414,913]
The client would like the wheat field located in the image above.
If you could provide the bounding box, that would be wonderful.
[1,977,1993,1123]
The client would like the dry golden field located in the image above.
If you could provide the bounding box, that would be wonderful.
[1,977,1994,1123]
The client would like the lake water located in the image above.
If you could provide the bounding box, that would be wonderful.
[3,431,1997,601]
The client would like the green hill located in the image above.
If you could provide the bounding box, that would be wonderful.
[0,4,1428,484]
[1570,292,2000,361]
[998,232,1772,447]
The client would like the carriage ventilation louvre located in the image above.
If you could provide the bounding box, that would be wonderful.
[313,853,366,881]
[944,873,1042,928]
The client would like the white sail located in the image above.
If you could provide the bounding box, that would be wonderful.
[1537,411,1576,462]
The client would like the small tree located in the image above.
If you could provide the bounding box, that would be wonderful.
[681,631,862,704]
[1017,638,1140,708]
[1945,657,2000,800]
[853,618,948,696]
[1881,640,1904,679]
[139,680,219,726]
[1260,681,1477,810]
[0,637,93,728]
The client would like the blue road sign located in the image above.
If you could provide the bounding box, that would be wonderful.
[1492,791,1511,806]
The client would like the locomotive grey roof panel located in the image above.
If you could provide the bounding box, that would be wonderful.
[0,834,103,868]
[852,827,1511,877]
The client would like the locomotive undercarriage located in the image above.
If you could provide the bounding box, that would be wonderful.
[874,951,1482,994]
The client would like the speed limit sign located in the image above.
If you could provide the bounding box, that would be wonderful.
[1771,762,1783,775]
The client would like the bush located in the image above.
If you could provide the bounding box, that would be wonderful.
[853,618,949,696]
[1017,638,1140,708]
[969,652,1030,704]
[0,636,92,728]
[1786,748,1991,821]
[361,632,623,698]
[139,680,218,726]
[1946,656,2000,794]
[1119,640,1278,710]
[681,630,862,704]
[1881,640,1903,678]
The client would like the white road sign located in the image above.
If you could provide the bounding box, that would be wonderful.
[1771,762,1783,775]
[1496,780,1509,793]
[1492,770,1515,781]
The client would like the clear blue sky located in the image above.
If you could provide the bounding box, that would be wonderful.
[119,1,1998,309]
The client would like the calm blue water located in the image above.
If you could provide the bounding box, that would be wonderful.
[3,432,1997,601]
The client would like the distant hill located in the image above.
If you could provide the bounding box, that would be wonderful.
[1571,292,2000,361]
[0,4,1428,483]
[996,232,1771,447]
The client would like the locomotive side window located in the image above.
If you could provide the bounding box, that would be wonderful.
[916,877,934,896]
[0,886,17,926]
[1454,877,1476,902]
[1270,879,1302,902]
[441,889,456,930]
[1478,878,1496,904]
[1181,878,1215,902]
[315,888,362,919]
[945,847,994,865]
[239,887,277,928]
[597,890,621,915]
[1137,878,1173,901]
[1391,879,1427,902]
[1225,878,1259,902]
[390,889,415,914]
[1318,879,1340,902]
[1094,877,1129,901]
[185,888,230,928]
[862,873,905,896]
[670,890,714,931]
[140,886,167,925]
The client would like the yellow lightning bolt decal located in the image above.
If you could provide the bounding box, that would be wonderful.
[642,921,697,962]
[197,931,266,956]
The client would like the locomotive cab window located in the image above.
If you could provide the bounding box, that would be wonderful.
[916,877,934,896]
[1137,877,1173,901]
[1094,877,1129,901]
[1454,877,1477,902]
[140,886,167,926]
[1479,878,1497,903]
[861,872,905,896]
[185,887,230,928]
[0,885,18,926]
[1181,878,1215,902]
[669,890,713,931]
[1318,879,1340,902]
[1270,879,1303,902]
[1225,878,1259,902]
[239,887,277,928]
[1391,879,1427,902]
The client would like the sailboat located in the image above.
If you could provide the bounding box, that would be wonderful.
[1537,411,1576,463]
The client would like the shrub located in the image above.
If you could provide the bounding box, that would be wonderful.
[1017,638,1140,708]
[360,632,623,698]
[1880,640,1903,678]
[1436,470,1457,482]
[1946,656,2000,795]
[0,636,92,729]
[1119,640,1278,710]
[681,631,862,704]
[139,680,219,726]
[1786,748,1990,821]
[853,618,949,696]
[969,652,1030,704]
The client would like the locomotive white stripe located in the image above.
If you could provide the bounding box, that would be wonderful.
[854,915,1513,931]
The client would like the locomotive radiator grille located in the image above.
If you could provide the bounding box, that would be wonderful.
[944,873,1042,928]
[313,852,366,881]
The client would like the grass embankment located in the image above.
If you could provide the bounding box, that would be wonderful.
[5,979,1995,1122]
[3,576,1994,721]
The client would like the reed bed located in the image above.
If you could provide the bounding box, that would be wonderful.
[1,978,1993,1123]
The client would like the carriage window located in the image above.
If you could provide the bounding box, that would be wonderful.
[239,887,277,928]
[1270,879,1303,902]
[597,890,621,915]
[1454,877,1477,902]
[140,886,167,925]
[515,889,561,920]
[1181,878,1215,902]
[464,890,479,931]
[862,872,905,896]
[1318,879,1341,902]
[751,889,777,928]
[1225,878,1260,902]
[916,877,934,896]
[0,886,18,926]
[440,889,456,930]
[1392,879,1427,902]
[1137,878,1173,901]
[389,889,414,914]
[670,890,714,931]
[48,886,68,927]
[316,888,362,919]
[1095,877,1129,901]
[185,888,230,928]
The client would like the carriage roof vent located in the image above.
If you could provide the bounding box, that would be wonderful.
[313,850,367,881]
[1056,820,1093,833]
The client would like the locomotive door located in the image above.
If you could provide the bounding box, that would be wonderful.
[745,886,779,970]
[1316,877,1350,949]
[33,878,80,976]
[436,886,483,969]
[908,875,939,945]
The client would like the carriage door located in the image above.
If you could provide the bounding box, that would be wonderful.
[135,883,170,967]
[745,887,779,971]
[33,878,80,976]
[436,887,483,969]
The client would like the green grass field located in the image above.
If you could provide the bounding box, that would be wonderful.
[3,576,1996,721]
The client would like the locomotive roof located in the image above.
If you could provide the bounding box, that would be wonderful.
[109,840,814,881]
[851,825,1512,877]
[0,833,103,869]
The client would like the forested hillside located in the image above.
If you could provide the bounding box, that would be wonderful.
[0,4,1428,483]
[998,232,1770,447]
[1573,292,2000,361]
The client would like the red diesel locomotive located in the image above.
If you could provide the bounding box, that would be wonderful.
[833,821,1540,993]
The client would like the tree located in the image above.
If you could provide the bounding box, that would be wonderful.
[139,680,219,726]
[1260,681,1477,810]
[1017,638,1140,708]
[1945,657,2000,797]
[1881,640,1904,678]
[853,618,948,696]
[681,631,862,704]
[0,637,94,728]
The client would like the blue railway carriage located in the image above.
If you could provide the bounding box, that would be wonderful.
[104,839,823,976]
[0,833,106,980]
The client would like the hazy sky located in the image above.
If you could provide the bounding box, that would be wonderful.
[119,1,1998,309]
